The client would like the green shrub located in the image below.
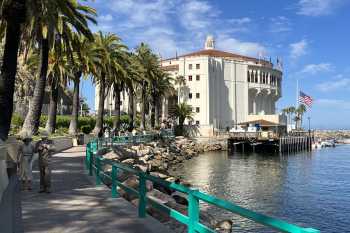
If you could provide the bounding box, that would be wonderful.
[54,127,68,135]
[40,115,48,128]
[56,116,71,128]
[104,116,114,128]
[81,125,92,134]
[11,114,24,128]
[78,116,95,130]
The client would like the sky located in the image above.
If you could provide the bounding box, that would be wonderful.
[82,0,350,129]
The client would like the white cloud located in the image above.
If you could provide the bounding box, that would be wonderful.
[297,0,343,16]
[216,35,267,57]
[269,16,292,33]
[228,17,251,25]
[226,17,252,33]
[110,0,174,28]
[98,14,113,22]
[317,76,350,91]
[290,39,308,59]
[179,0,217,31]
[301,63,332,74]
[92,0,268,59]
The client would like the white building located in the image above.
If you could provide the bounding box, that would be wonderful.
[160,36,285,135]
[96,36,286,136]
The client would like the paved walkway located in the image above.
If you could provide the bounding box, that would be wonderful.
[21,147,171,233]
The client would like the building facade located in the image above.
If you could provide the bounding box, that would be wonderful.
[160,36,285,135]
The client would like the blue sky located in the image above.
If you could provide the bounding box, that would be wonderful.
[82,0,350,129]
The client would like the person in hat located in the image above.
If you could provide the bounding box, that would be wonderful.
[36,132,55,193]
[18,136,35,190]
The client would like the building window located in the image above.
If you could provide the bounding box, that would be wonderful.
[247,71,250,82]
[196,64,200,69]
[188,75,192,81]
[196,93,200,98]
[196,75,200,81]
[196,107,200,113]
[255,72,258,83]
[189,93,192,99]
[196,120,200,125]
[189,64,192,70]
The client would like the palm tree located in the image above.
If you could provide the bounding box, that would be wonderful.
[0,0,26,140]
[172,102,194,136]
[20,0,95,136]
[45,44,71,134]
[175,75,186,102]
[92,32,127,136]
[68,34,99,135]
[120,54,144,132]
[135,43,158,129]
[154,70,174,127]
[295,104,307,129]
[288,106,296,126]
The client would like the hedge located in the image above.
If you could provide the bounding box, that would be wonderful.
[11,114,135,134]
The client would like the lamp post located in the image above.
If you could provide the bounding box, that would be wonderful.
[307,116,311,133]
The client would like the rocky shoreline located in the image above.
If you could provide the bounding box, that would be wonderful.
[99,136,232,233]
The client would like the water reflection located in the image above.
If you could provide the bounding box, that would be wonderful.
[170,146,350,232]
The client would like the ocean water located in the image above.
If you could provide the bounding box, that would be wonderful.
[170,145,350,232]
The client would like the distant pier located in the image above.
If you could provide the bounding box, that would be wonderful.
[228,132,314,154]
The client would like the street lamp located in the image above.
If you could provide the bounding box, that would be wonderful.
[307,116,311,133]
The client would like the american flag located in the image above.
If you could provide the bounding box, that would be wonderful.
[299,91,313,107]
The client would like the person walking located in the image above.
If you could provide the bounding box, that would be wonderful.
[18,136,35,191]
[36,132,55,193]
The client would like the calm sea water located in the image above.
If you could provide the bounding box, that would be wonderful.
[170,145,350,233]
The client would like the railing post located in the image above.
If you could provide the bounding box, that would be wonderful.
[188,190,199,233]
[85,143,90,169]
[111,165,119,198]
[89,150,93,176]
[95,157,101,185]
[138,173,147,218]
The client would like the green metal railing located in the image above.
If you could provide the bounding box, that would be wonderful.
[85,139,320,233]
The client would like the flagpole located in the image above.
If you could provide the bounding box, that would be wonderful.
[296,79,299,108]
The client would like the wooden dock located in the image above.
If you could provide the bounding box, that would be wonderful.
[228,132,314,154]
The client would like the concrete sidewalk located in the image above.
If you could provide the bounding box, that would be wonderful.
[21,147,171,233]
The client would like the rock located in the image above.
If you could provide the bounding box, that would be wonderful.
[103,151,121,160]
[119,176,153,201]
[121,158,135,164]
[215,220,233,233]
[150,172,169,179]
[147,189,174,204]
[130,198,139,207]
[166,177,176,183]
[134,164,148,172]
[172,194,188,206]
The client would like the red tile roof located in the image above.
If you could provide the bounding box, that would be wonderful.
[164,49,272,67]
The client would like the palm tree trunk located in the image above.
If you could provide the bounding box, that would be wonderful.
[150,84,156,128]
[128,85,134,132]
[0,0,26,140]
[69,73,81,135]
[112,83,121,133]
[93,75,105,136]
[155,97,160,127]
[140,81,146,130]
[45,80,58,134]
[20,37,49,136]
